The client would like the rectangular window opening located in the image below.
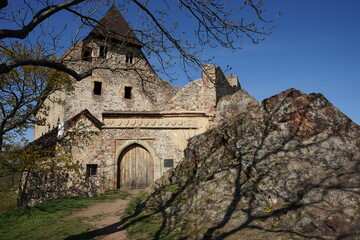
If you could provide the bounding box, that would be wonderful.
[125,52,133,64]
[124,86,132,99]
[86,164,98,177]
[164,159,174,168]
[99,46,107,59]
[82,47,92,62]
[93,81,102,95]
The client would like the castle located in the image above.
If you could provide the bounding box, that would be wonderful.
[22,6,240,205]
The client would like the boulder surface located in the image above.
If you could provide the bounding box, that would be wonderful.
[134,89,360,240]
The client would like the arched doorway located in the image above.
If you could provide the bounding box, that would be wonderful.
[117,144,154,189]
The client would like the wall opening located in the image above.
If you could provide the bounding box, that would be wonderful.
[93,81,102,95]
[82,47,92,62]
[124,86,132,99]
[99,46,107,59]
[117,144,154,189]
[86,164,98,177]
[125,52,133,64]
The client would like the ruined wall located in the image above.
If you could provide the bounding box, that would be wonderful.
[166,65,241,115]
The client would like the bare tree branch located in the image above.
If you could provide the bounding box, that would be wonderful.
[0,0,7,10]
[0,58,93,81]
[0,0,85,40]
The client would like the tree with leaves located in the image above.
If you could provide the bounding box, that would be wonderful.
[0,42,73,203]
[0,42,72,150]
[0,0,278,168]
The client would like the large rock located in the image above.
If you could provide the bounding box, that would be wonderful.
[138,88,360,240]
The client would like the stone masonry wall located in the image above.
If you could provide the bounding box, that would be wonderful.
[63,39,179,120]
[74,116,209,193]
[34,90,66,139]
[20,116,102,206]
[166,65,241,115]
[34,39,179,140]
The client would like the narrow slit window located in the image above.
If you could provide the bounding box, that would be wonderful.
[99,46,107,59]
[93,81,102,95]
[124,86,132,99]
[82,47,92,62]
[125,52,133,64]
[86,164,98,177]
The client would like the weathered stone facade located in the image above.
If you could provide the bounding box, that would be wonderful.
[24,6,241,205]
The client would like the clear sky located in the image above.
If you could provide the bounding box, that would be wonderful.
[171,0,360,124]
[241,1,360,125]
[3,0,360,142]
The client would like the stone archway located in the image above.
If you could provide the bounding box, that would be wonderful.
[117,143,154,189]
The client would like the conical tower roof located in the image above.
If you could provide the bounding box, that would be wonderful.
[88,5,142,47]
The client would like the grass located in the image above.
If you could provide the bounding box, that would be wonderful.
[123,191,198,240]
[124,190,149,216]
[123,191,166,240]
[0,189,130,240]
[0,172,20,213]
[0,187,18,213]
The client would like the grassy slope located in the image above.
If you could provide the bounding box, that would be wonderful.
[0,190,130,240]
[0,173,20,213]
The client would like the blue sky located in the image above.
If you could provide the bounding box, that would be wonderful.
[207,0,360,124]
[120,0,358,124]
[167,0,360,124]
[2,1,360,142]
[57,0,360,125]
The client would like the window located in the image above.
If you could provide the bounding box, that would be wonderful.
[93,81,102,95]
[164,159,174,168]
[125,52,133,64]
[86,164,98,177]
[124,86,132,99]
[82,47,92,62]
[99,46,107,59]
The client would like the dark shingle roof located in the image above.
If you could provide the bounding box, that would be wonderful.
[88,5,142,47]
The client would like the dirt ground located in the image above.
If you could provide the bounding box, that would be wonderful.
[67,190,141,240]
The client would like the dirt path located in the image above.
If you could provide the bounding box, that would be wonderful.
[67,190,141,240]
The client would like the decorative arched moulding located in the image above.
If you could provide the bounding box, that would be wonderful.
[105,118,198,129]
[102,111,209,129]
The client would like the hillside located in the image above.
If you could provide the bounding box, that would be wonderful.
[128,88,360,240]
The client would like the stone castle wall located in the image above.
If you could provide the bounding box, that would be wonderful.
[30,25,242,205]
[35,39,179,138]
[71,113,211,193]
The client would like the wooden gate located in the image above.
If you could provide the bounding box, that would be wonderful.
[117,144,154,189]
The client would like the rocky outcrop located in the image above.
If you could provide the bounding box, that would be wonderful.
[135,88,360,240]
